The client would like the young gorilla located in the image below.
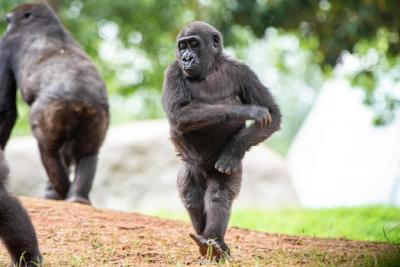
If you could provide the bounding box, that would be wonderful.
[0,3,109,204]
[162,21,281,259]
[0,151,42,266]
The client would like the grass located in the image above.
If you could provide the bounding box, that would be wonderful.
[2,198,399,266]
[155,205,400,243]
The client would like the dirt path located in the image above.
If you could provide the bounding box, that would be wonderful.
[0,197,398,266]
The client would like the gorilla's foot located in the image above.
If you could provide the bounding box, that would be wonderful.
[43,188,63,200]
[189,233,230,260]
[66,194,91,205]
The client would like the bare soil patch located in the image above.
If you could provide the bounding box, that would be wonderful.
[0,197,398,266]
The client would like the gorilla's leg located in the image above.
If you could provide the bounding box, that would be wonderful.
[191,171,241,259]
[38,144,70,199]
[30,100,73,200]
[177,165,206,236]
[43,145,73,200]
[0,189,42,266]
[67,154,98,204]
[66,108,108,205]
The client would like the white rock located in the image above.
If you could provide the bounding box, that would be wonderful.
[6,119,297,211]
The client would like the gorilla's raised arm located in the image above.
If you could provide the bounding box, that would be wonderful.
[162,63,271,133]
[215,63,282,174]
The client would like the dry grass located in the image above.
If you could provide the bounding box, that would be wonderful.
[1,197,399,266]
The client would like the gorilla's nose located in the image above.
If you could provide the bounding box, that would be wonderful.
[182,54,194,63]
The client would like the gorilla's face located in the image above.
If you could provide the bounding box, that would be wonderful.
[177,35,202,77]
[176,22,223,80]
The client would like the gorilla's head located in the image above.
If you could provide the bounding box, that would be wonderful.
[5,3,59,33]
[176,21,223,79]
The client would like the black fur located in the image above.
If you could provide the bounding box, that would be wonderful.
[0,151,41,266]
[0,3,109,204]
[162,21,281,259]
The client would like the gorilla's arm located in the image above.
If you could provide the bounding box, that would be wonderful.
[170,102,271,133]
[0,46,17,149]
[162,63,270,133]
[0,189,42,265]
[215,64,281,174]
[0,152,42,266]
[235,64,282,146]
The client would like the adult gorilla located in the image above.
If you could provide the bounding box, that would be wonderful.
[0,3,109,204]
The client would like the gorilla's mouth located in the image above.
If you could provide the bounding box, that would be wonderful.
[183,63,200,72]
[183,64,199,71]
[183,59,200,71]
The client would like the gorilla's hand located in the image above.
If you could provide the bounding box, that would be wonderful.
[248,106,272,128]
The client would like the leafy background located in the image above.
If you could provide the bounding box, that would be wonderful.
[1,0,399,154]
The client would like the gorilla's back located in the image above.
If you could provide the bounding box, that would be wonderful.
[16,32,108,108]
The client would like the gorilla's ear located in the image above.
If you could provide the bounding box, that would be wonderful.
[213,33,220,48]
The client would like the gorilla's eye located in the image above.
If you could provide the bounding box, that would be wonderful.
[190,40,199,48]
[178,42,187,50]
[24,12,32,19]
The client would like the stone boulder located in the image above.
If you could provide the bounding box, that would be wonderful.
[6,120,297,211]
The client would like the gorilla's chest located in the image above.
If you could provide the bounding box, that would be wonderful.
[187,76,238,104]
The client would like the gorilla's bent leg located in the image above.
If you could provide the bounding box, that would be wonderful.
[0,189,41,266]
[177,166,206,236]
[38,144,70,199]
[67,154,98,204]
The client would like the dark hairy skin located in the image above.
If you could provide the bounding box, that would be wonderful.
[0,151,42,266]
[162,21,281,259]
[0,3,109,204]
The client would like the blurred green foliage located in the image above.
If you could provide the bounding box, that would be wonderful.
[206,0,400,125]
[0,0,399,152]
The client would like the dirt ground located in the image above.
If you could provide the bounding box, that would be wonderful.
[0,197,399,266]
